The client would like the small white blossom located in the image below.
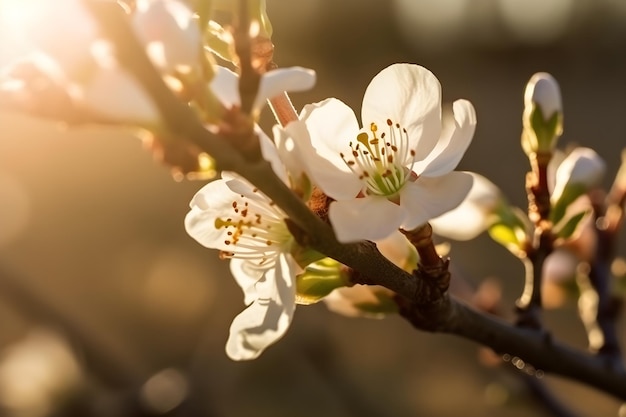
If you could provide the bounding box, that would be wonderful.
[185,171,298,360]
[289,63,476,242]
[185,133,303,360]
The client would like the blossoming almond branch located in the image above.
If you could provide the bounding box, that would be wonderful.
[2,0,626,402]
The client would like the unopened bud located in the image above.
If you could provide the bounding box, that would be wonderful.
[525,72,562,120]
[551,147,606,224]
[295,258,349,305]
[522,72,563,155]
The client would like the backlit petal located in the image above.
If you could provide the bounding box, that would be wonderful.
[297,99,363,199]
[185,179,242,252]
[328,197,404,242]
[361,64,442,161]
[414,99,476,177]
[230,258,263,305]
[400,171,473,231]
[258,126,289,184]
[210,66,241,108]
[254,67,316,113]
[430,173,501,240]
[226,254,296,360]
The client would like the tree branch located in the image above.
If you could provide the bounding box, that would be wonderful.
[399,295,626,400]
[83,2,626,401]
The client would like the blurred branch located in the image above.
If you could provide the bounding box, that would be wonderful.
[83,1,626,402]
[582,151,626,366]
[521,373,585,417]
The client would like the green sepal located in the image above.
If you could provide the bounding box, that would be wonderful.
[295,258,348,305]
[205,21,236,62]
[528,104,562,153]
[554,210,588,240]
[290,245,326,269]
[550,183,587,225]
[488,206,530,257]
[251,0,273,39]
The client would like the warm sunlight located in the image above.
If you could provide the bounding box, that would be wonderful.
[0,0,97,64]
[0,0,38,58]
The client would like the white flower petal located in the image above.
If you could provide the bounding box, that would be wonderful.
[258,126,289,184]
[185,179,241,252]
[430,173,501,240]
[226,254,296,360]
[229,259,263,305]
[430,204,488,241]
[210,66,241,108]
[414,99,476,177]
[272,123,312,187]
[361,64,442,161]
[400,171,473,231]
[298,99,363,199]
[329,197,404,242]
[253,67,316,113]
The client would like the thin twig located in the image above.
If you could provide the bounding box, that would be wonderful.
[517,152,554,328]
[581,153,626,366]
[234,0,260,115]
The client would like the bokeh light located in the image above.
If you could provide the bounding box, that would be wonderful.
[0,329,82,417]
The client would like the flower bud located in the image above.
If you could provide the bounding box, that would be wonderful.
[525,72,562,120]
[295,258,349,305]
[550,147,605,224]
[522,72,563,155]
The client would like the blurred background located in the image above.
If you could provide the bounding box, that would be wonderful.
[1,0,626,416]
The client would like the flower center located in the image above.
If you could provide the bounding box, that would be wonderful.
[214,190,292,269]
[340,119,416,199]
